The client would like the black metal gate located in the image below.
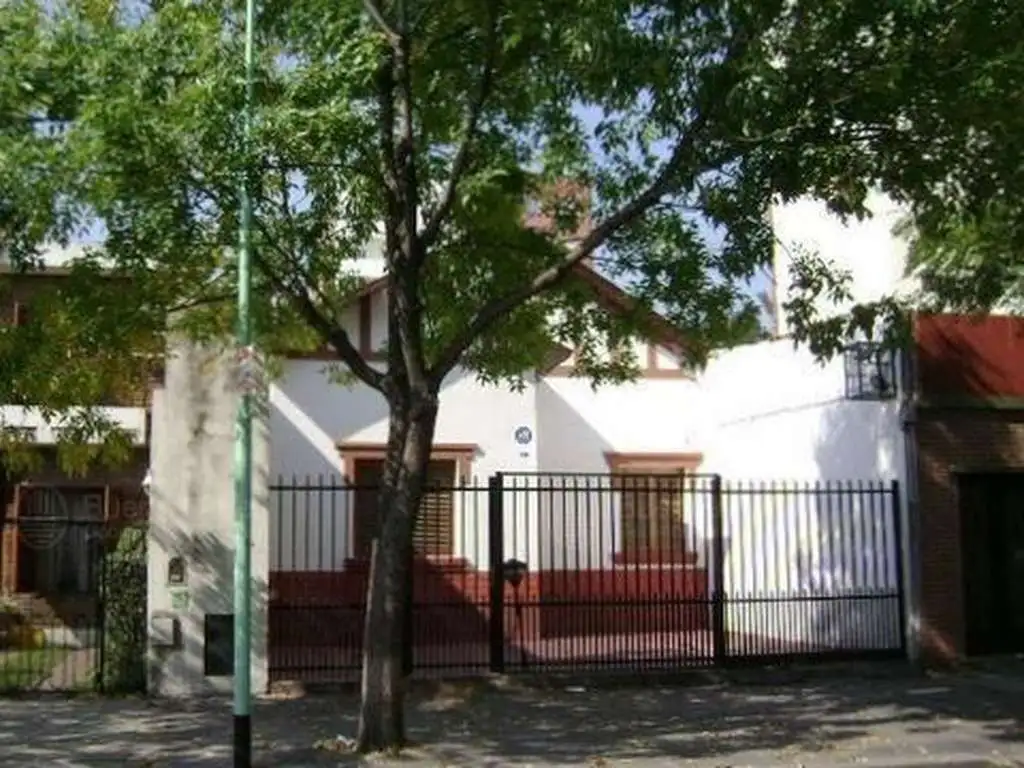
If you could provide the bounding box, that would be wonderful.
[269,473,907,684]
[0,484,148,694]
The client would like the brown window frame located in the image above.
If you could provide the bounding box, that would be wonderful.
[605,452,703,566]
[338,442,476,562]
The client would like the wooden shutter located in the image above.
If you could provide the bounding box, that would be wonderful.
[619,473,686,561]
[413,460,455,556]
[352,458,456,558]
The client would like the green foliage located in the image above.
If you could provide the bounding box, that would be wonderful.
[4,0,996,392]
[4,0,1018,748]
[780,0,1024,346]
[0,267,159,475]
[783,247,911,359]
[901,201,1024,314]
[99,524,147,694]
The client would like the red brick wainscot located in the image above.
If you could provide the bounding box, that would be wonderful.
[269,556,710,652]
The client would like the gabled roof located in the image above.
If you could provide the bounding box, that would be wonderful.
[352,260,690,360]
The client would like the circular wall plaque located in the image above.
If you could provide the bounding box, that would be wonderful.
[514,426,533,446]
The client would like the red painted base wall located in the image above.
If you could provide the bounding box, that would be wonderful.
[269,560,710,649]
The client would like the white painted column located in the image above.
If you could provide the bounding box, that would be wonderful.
[146,339,269,696]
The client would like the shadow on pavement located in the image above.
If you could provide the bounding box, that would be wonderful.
[0,661,1022,766]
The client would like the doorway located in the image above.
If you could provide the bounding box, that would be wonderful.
[958,472,1024,656]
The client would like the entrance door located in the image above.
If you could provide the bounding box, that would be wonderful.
[959,472,1024,655]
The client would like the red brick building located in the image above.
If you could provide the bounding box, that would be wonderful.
[912,313,1024,662]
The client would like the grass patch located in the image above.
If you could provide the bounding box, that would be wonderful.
[0,647,71,691]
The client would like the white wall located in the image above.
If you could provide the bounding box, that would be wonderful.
[268,362,539,572]
[771,192,917,336]
[700,338,903,480]
[0,405,148,444]
[533,376,703,570]
[701,339,905,650]
[527,338,905,650]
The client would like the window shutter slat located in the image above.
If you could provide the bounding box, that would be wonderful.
[353,458,456,558]
[619,473,686,560]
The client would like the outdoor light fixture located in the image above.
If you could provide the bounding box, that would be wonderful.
[502,558,529,668]
[141,468,153,499]
[502,558,528,589]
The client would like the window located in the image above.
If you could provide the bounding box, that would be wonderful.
[605,452,703,566]
[616,473,691,564]
[352,458,457,558]
[843,342,897,400]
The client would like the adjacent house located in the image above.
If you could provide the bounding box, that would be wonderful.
[910,313,1024,662]
[0,259,150,659]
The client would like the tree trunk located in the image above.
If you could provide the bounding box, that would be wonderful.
[355,397,437,753]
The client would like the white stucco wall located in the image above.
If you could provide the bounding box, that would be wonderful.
[532,375,703,570]
[771,192,918,336]
[700,339,905,649]
[269,362,539,572]
[526,339,905,649]
[700,338,903,479]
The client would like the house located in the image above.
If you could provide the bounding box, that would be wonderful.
[910,313,1024,662]
[0,256,151,663]
[265,226,910,682]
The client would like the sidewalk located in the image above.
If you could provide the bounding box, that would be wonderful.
[0,663,1021,766]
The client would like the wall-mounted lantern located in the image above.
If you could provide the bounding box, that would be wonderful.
[502,558,530,668]
[502,558,528,589]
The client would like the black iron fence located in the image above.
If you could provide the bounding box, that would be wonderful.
[269,473,905,683]
[0,484,148,693]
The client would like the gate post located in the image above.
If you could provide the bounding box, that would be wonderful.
[488,473,506,673]
[890,479,908,657]
[710,475,727,663]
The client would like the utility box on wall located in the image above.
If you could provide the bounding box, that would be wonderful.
[204,613,235,676]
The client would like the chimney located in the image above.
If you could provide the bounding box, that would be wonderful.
[524,179,593,251]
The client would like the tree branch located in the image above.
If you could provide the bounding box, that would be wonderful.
[252,225,386,392]
[419,5,500,248]
[166,291,233,314]
[427,31,758,384]
[362,0,401,46]
[426,124,707,383]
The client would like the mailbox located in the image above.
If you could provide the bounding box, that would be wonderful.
[167,556,187,586]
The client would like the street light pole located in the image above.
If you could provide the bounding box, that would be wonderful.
[233,0,257,760]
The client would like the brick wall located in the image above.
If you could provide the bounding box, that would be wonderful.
[915,409,1024,662]
[914,314,1024,662]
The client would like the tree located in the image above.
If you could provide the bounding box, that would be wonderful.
[780,0,1024,343]
[0,2,163,474]
[4,0,1016,752]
